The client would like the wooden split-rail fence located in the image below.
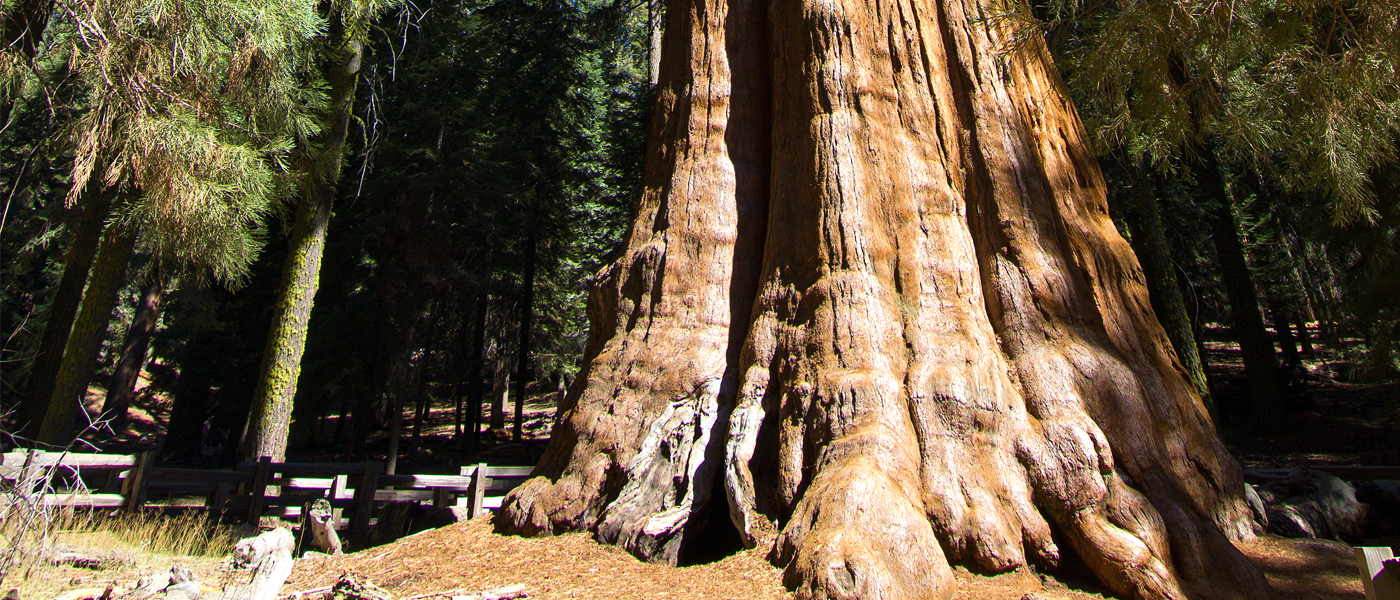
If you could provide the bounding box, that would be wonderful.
[0,449,532,542]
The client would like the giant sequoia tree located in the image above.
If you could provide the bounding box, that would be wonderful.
[499,0,1270,598]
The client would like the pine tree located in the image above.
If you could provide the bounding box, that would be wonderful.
[32,0,326,444]
[241,0,403,462]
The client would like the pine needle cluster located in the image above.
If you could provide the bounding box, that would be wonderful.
[65,0,327,285]
[1001,0,1400,223]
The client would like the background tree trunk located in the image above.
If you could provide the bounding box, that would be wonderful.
[20,195,111,435]
[101,273,164,434]
[512,226,537,442]
[37,224,136,445]
[1196,154,1281,426]
[490,361,508,434]
[499,0,1269,598]
[162,332,217,460]
[241,22,362,462]
[466,291,488,453]
[1123,162,1213,418]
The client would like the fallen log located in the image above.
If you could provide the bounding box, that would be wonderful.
[214,528,296,600]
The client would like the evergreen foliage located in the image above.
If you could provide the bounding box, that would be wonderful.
[64,0,326,284]
[1011,0,1400,223]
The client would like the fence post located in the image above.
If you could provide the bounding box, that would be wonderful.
[246,456,272,525]
[1356,546,1400,600]
[207,481,231,518]
[351,460,383,545]
[122,451,153,513]
[330,474,349,528]
[468,462,487,520]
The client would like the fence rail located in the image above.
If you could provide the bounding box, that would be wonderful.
[0,449,532,543]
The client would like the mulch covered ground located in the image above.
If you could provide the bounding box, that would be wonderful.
[280,517,1370,600]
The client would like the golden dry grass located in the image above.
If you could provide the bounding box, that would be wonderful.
[1,510,234,599]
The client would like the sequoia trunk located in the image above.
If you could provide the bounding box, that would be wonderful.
[501,0,1270,598]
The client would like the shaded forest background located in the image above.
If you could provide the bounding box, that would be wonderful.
[1,0,1397,471]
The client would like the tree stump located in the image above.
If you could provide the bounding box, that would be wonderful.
[304,499,343,555]
[217,528,295,600]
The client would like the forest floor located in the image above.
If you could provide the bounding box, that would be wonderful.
[41,322,1396,600]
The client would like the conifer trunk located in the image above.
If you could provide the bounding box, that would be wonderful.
[491,360,509,434]
[241,24,362,462]
[37,224,136,445]
[1124,164,1213,416]
[648,0,663,84]
[21,195,111,434]
[467,292,488,452]
[500,0,1269,597]
[512,227,538,442]
[1196,154,1281,425]
[101,273,164,434]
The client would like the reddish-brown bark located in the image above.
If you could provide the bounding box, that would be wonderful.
[499,0,1270,598]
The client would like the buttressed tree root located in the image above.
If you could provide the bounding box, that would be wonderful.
[498,0,1272,597]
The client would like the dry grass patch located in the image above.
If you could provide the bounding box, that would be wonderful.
[1,510,234,600]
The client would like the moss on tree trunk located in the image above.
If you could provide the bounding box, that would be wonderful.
[241,25,363,462]
[20,195,112,434]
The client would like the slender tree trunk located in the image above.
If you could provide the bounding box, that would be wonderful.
[37,224,137,446]
[500,0,1268,598]
[241,20,362,462]
[413,392,428,441]
[21,194,111,434]
[1124,162,1214,419]
[648,0,663,85]
[490,362,508,434]
[1195,153,1281,426]
[385,389,404,474]
[512,227,537,442]
[101,273,164,434]
[0,0,55,126]
[1267,296,1300,367]
[467,292,488,454]
[1294,304,1315,356]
